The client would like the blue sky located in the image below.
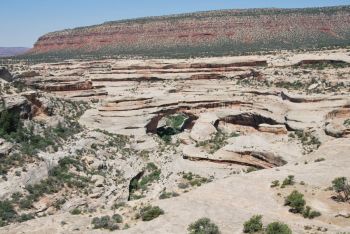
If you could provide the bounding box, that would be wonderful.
[1,0,349,47]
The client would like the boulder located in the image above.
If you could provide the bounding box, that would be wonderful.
[190,122,217,142]
[177,132,193,145]
[0,139,13,157]
[91,175,105,187]
[190,113,218,142]
[325,122,350,138]
[0,67,13,82]
[33,197,51,212]
[307,83,319,90]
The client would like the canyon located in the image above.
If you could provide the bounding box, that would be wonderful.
[0,47,349,233]
[0,5,349,234]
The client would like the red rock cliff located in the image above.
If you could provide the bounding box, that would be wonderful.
[30,6,350,57]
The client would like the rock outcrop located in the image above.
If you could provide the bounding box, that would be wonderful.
[0,67,13,82]
[190,113,218,142]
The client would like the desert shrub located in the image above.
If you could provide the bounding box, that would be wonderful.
[17,213,35,223]
[53,198,66,209]
[91,215,119,231]
[182,172,211,187]
[265,222,292,234]
[331,177,350,202]
[284,192,321,219]
[270,180,280,188]
[112,213,123,223]
[111,202,126,210]
[0,200,17,226]
[196,130,232,154]
[308,210,321,219]
[0,109,21,137]
[281,175,295,188]
[139,164,161,189]
[246,167,258,173]
[275,80,304,90]
[294,130,321,153]
[178,182,189,189]
[243,215,263,233]
[302,206,321,219]
[314,158,325,162]
[70,208,82,215]
[188,217,220,234]
[19,197,33,209]
[159,191,179,199]
[284,190,305,213]
[344,119,350,127]
[10,192,22,203]
[140,206,164,221]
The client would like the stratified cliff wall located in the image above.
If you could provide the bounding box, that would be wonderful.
[30,6,350,58]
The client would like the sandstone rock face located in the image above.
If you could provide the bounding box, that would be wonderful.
[325,108,350,138]
[30,7,350,57]
[0,139,13,157]
[190,113,218,142]
[27,79,93,92]
[0,67,13,82]
[91,175,105,187]
[1,49,350,234]
[16,71,40,79]
[258,124,287,134]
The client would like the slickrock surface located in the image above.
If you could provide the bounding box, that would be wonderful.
[0,48,349,233]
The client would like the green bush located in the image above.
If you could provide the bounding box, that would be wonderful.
[188,217,220,234]
[0,109,21,137]
[17,213,35,223]
[344,119,350,127]
[111,202,126,210]
[182,172,210,187]
[266,222,292,234]
[281,175,295,188]
[112,213,123,223]
[91,215,119,231]
[332,177,350,202]
[0,200,17,227]
[70,208,82,215]
[243,215,263,233]
[159,191,179,200]
[246,167,258,173]
[140,206,164,221]
[270,180,280,188]
[314,158,325,162]
[308,210,321,219]
[284,190,305,213]
[19,197,34,209]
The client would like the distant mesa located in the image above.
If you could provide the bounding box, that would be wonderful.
[27,5,350,59]
[0,47,30,57]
